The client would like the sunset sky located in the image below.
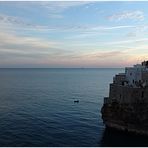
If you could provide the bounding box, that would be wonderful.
[0,1,148,68]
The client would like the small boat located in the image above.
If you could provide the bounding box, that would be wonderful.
[74,100,79,103]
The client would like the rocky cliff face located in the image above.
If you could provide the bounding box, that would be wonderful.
[101,101,148,135]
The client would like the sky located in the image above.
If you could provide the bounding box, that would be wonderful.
[0,1,148,68]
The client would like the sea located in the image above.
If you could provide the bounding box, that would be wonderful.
[0,68,148,147]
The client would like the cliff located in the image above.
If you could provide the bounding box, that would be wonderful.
[101,61,148,135]
[101,100,148,135]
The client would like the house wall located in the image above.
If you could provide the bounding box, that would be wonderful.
[108,83,148,104]
[113,74,126,85]
[125,67,142,86]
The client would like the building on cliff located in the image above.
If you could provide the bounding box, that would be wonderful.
[101,61,148,135]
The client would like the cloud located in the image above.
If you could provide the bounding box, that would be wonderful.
[0,31,87,67]
[93,51,124,58]
[126,32,137,38]
[83,51,125,59]
[0,31,67,66]
[0,29,145,68]
[40,1,92,19]
[68,50,129,68]
[62,50,126,60]
[0,1,93,19]
[0,14,32,27]
[108,10,144,21]
[0,29,131,68]
[87,25,135,33]
[105,38,148,45]
[0,13,137,35]
[125,24,148,39]
[0,32,59,49]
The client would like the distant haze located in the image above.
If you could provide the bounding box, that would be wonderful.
[0,1,148,68]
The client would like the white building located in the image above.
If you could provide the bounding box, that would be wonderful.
[125,61,148,87]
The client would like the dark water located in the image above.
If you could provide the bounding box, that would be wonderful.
[0,68,148,147]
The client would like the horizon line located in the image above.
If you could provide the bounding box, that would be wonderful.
[0,67,124,69]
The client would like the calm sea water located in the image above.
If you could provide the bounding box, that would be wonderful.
[0,68,148,147]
